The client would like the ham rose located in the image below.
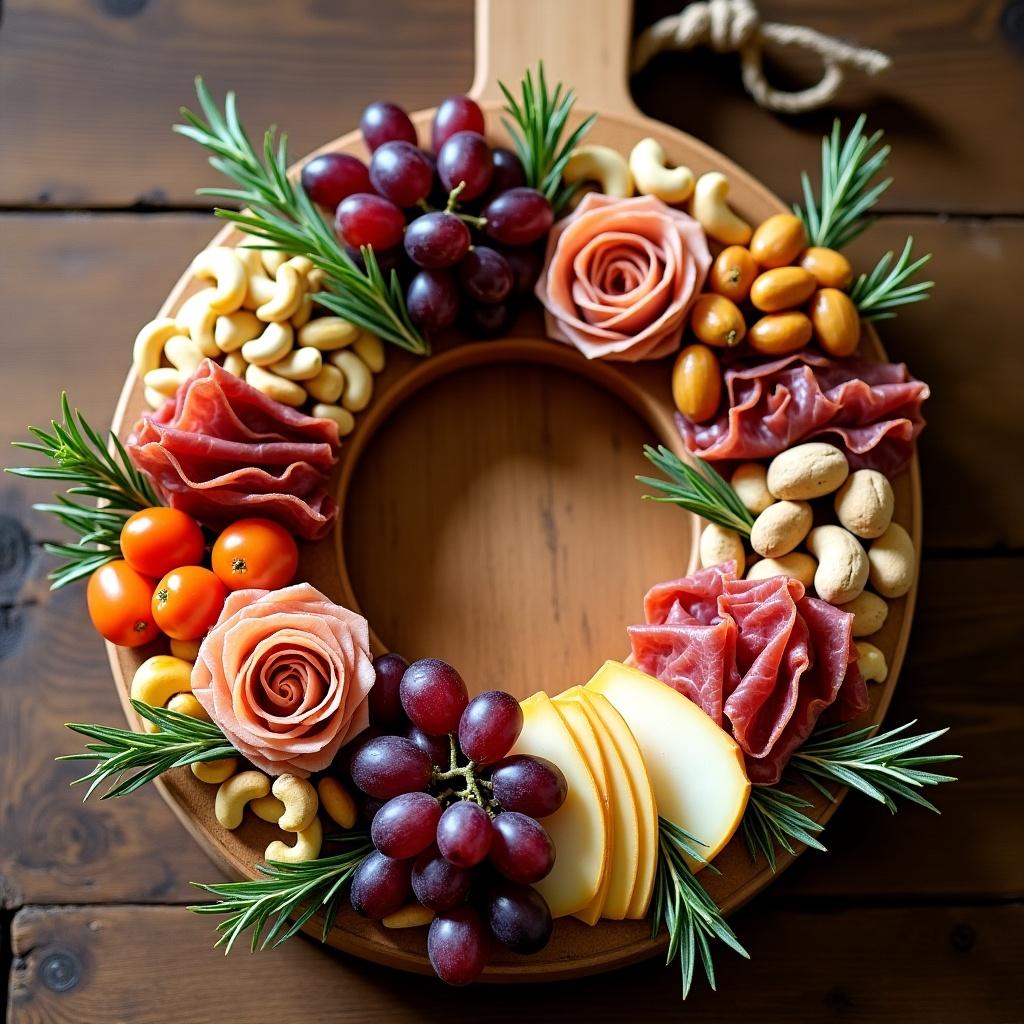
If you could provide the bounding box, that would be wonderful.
[535,192,711,361]
[192,583,375,777]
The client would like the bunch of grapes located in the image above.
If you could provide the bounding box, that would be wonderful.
[343,653,567,985]
[300,95,552,340]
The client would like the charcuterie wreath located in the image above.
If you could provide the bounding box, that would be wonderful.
[10,52,960,996]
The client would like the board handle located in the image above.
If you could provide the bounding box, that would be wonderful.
[469,0,641,117]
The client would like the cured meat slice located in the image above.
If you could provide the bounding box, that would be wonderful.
[678,351,929,476]
[628,563,866,783]
[128,359,341,540]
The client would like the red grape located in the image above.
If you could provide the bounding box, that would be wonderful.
[489,755,567,818]
[369,652,409,728]
[338,726,385,778]
[349,735,432,799]
[335,193,405,250]
[489,811,555,884]
[371,791,442,859]
[349,850,413,919]
[361,101,417,152]
[406,270,460,333]
[357,794,386,824]
[499,244,545,295]
[412,846,473,910]
[465,301,513,339]
[428,906,490,986]
[437,131,494,201]
[300,153,371,209]
[400,658,470,734]
[431,95,485,152]
[436,800,492,867]
[406,724,452,767]
[369,141,434,208]
[486,880,553,953]
[404,212,471,269]
[458,690,523,765]
[483,188,553,246]
[457,247,513,304]
[488,147,527,194]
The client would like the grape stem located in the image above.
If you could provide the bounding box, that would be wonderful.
[432,734,493,813]
[416,182,488,229]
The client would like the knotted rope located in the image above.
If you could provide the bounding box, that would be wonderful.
[631,0,891,114]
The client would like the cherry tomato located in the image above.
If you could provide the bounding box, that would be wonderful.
[87,560,159,647]
[211,518,299,591]
[152,566,227,641]
[120,507,205,579]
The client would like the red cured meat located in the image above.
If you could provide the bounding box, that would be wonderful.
[678,351,929,476]
[628,564,867,784]
[128,360,341,540]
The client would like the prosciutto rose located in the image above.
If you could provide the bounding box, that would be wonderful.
[192,583,375,777]
[535,192,711,361]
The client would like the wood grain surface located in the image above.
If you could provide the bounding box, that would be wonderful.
[2,0,1022,1019]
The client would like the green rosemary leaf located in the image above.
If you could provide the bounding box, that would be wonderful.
[850,237,934,321]
[741,787,827,871]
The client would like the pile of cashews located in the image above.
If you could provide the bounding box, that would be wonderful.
[698,441,918,686]
[132,238,386,437]
[562,138,750,244]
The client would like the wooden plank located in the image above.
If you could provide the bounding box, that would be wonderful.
[9,902,1023,1022]
[2,2,1021,211]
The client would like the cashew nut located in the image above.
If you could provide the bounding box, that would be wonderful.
[143,367,183,398]
[563,145,634,198]
[806,525,869,605]
[242,271,278,311]
[191,247,248,314]
[250,795,287,824]
[176,288,221,357]
[163,335,204,376]
[692,172,752,245]
[245,364,306,407]
[269,347,322,381]
[306,268,327,292]
[241,322,294,366]
[166,693,209,721]
[291,295,314,329]
[298,316,359,351]
[192,757,239,785]
[222,352,247,377]
[284,256,314,277]
[699,524,745,575]
[130,655,192,709]
[629,137,694,203]
[271,774,319,832]
[731,462,774,515]
[215,770,271,829]
[868,523,915,598]
[330,350,373,411]
[169,637,201,662]
[383,904,435,929]
[855,641,888,683]
[353,331,386,373]
[266,817,323,863]
[746,552,817,588]
[304,364,345,404]
[750,500,812,558]
[257,263,305,323]
[260,249,288,276]
[842,590,889,638]
[317,777,357,829]
[215,310,264,353]
[133,318,184,378]
[234,241,266,278]
[311,403,355,437]
[144,387,168,410]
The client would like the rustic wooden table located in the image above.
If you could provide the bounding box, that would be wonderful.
[2,1,1022,1021]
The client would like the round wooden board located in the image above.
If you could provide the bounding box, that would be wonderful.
[105,0,921,983]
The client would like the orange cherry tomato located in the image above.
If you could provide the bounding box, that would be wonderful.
[87,560,159,647]
[152,566,227,641]
[120,507,205,579]
[211,518,299,591]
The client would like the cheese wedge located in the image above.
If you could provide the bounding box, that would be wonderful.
[551,696,613,925]
[508,692,607,917]
[585,660,750,872]
[579,689,659,919]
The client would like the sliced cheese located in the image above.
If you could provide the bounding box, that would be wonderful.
[579,689,659,919]
[508,692,607,917]
[551,697,613,925]
[585,660,750,872]
[557,687,639,921]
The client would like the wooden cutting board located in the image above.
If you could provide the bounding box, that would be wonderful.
[106,0,921,981]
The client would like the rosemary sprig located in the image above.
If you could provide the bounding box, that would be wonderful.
[795,115,892,251]
[652,818,749,998]
[190,834,373,953]
[500,62,596,215]
[638,445,755,537]
[175,79,427,355]
[7,393,160,589]
[742,720,959,869]
[59,700,237,800]
[849,237,934,321]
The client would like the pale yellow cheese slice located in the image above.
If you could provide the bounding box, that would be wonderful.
[579,689,659,919]
[508,692,607,917]
[585,660,750,872]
